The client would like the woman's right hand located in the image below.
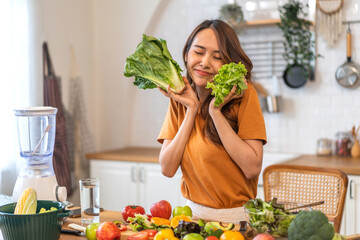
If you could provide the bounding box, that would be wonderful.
[158,76,199,111]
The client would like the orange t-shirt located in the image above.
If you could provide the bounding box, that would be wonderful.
[157,83,267,208]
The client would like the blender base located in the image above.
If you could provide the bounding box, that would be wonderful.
[12,176,67,202]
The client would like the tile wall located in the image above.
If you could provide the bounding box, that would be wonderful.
[128,0,360,154]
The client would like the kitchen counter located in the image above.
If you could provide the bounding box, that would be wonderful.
[281,154,360,175]
[86,147,160,163]
[87,147,360,176]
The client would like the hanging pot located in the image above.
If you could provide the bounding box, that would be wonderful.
[283,64,309,88]
[335,26,360,88]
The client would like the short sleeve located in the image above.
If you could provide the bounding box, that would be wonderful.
[237,84,267,144]
[157,99,180,144]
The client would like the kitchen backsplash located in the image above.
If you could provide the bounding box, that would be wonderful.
[128,0,360,154]
[36,0,360,155]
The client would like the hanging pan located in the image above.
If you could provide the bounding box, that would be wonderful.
[335,25,360,88]
[283,63,308,88]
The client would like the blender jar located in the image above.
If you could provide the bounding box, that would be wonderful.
[14,107,57,178]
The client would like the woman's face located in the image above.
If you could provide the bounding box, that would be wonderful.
[186,28,224,87]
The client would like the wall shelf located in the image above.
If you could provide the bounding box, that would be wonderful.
[244,18,314,27]
[245,19,281,27]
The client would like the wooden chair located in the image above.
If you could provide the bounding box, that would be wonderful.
[262,164,348,233]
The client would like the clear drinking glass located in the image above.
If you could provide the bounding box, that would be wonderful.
[79,178,100,224]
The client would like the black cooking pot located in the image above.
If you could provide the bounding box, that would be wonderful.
[283,64,313,88]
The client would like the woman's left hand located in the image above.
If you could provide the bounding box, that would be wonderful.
[209,81,247,112]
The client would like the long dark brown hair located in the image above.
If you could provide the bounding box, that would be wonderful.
[182,19,253,145]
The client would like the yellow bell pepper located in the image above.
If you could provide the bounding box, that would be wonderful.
[154,229,179,240]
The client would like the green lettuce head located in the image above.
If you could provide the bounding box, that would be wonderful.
[124,34,185,93]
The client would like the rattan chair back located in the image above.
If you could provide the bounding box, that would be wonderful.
[263,164,348,233]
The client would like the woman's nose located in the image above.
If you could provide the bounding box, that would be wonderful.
[200,54,211,68]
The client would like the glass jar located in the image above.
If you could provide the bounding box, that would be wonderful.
[317,138,332,156]
[335,132,352,157]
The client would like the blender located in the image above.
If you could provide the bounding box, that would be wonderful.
[12,106,67,202]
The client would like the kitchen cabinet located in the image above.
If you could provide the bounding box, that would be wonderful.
[90,159,186,213]
[341,175,360,236]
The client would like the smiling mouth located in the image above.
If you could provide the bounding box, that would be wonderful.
[194,69,213,76]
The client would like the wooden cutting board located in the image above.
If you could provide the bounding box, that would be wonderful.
[60,210,150,240]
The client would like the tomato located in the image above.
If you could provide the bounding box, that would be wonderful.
[128,232,149,240]
[140,229,158,237]
[172,205,192,218]
[205,237,218,240]
[146,214,153,221]
[219,231,244,240]
[122,205,146,223]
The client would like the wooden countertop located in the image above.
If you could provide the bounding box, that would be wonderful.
[86,147,161,163]
[86,147,360,175]
[282,154,360,175]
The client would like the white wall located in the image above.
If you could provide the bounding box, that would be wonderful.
[37,0,360,155]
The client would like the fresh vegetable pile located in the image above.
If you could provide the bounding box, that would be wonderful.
[206,62,248,106]
[124,34,185,93]
[244,198,296,238]
[84,200,243,240]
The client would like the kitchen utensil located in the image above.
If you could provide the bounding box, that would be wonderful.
[68,223,86,232]
[0,200,69,240]
[283,64,308,88]
[286,200,325,211]
[60,229,84,236]
[335,25,360,88]
[31,124,51,157]
[266,95,281,113]
[12,107,67,202]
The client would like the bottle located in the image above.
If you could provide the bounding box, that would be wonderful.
[351,139,360,158]
[335,132,352,157]
[317,138,332,156]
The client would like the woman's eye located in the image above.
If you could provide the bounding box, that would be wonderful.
[194,51,204,55]
[214,56,222,60]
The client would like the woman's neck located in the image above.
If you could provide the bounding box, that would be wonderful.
[196,85,212,103]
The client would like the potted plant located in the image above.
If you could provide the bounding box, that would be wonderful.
[277,0,319,87]
[219,1,245,33]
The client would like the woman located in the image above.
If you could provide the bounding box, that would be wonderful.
[157,19,267,222]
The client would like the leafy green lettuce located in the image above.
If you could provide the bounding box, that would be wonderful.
[245,198,296,238]
[206,62,248,106]
[124,34,185,93]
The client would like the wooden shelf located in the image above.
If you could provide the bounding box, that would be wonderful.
[245,19,281,27]
[243,18,314,27]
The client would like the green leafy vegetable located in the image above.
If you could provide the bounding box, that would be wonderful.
[288,210,335,240]
[127,214,171,232]
[206,62,248,106]
[124,34,185,93]
[244,198,296,238]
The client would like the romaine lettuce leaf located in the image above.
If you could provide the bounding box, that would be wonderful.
[124,34,185,93]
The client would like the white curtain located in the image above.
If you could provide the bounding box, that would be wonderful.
[0,0,34,195]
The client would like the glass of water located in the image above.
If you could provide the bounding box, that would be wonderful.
[79,178,100,225]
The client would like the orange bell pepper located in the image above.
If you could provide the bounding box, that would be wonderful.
[154,229,179,240]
